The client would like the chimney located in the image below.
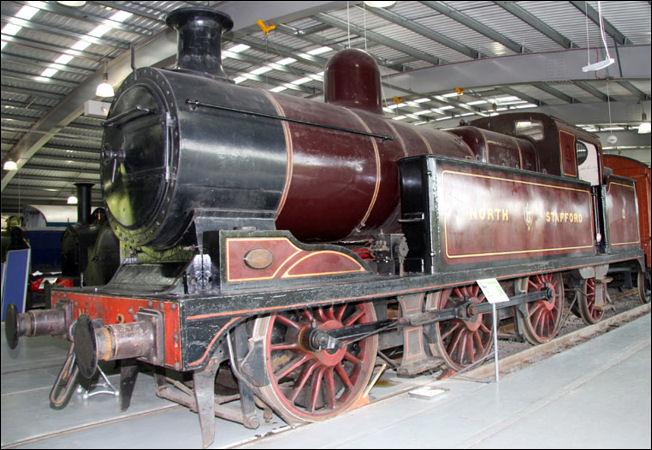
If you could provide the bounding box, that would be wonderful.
[75,183,93,225]
[165,7,234,81]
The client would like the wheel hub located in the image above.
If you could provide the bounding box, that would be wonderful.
[305,320,347,367]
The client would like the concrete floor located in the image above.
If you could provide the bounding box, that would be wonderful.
[1,312,650,449]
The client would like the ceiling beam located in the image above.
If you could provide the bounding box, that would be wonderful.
[569,1,630,45]
[382,45,651,100]
[365,5,480,59]
[494,1,577,49]
[314,12,443,66]
[420,1,528,54]
[430,100,652,129]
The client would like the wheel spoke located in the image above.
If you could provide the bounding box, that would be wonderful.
[326,306,336,320]
[324,369,337,409]
[276,314,302,330]
[309,367,325,413]
[316,307,328,322]
[466,334,475,363]
[458,331,468,363]
[344,308,365,327]
[473,330,485,356]
[271,343,299,351]
[447,327,464,357]
[274,354,310,382]
[336,305,347,321]
[289,361,318,403]
[344,351,362,366]
[440,321,462,341]
[528,302,543,319]
[302,309,314,322]
[334,363,353,390]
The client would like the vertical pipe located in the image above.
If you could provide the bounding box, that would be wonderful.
[75,183,93,225]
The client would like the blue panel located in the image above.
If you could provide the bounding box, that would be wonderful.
[1,248,31,321]
[23,229,63,272]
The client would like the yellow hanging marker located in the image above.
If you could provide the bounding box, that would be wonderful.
[393,96,403,104]
[454,86,465,95]
[257,19,276,36]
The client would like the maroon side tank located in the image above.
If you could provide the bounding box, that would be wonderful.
[272,49,473,242]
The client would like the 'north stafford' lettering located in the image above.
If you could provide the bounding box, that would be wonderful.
[468,208,584,224]
[546,211,583,223]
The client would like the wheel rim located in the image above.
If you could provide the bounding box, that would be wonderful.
[578,278,605,324]
[522,273,564,344]
[253,302,377,422]
[430,285,493,371]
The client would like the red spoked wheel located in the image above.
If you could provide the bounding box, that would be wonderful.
[428,285,494,371]
[574,278,605,325]
[252,302,377,423]
[521,273,565,344]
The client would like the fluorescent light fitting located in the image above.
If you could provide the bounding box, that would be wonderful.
[109,11,132,22]
[307,46,332,55]
[364,1,396,7]
[277,57,297,65]
[2,23,22,36]
[229,44,250,53]
[291,77,312,85]
[250,66,272,75]
[89,24,111,38]
[270,86,287,93]
[55,54,74,64]
[637,122,651,134]
[72,40,91,51]
[41,67,58,78]
[16,5,40,20]
[233,76,247,84]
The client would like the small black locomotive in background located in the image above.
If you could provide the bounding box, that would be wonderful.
[6,7,648,448]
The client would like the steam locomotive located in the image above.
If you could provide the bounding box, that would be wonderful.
[5,7,648,448]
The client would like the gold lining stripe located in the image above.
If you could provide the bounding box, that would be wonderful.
[606,181,641,245]
[281,250,365,278]
[384,120,409,158]
[512,136,524,168]
[441,170,594,259]
[559,130,577,177]
[349,110,381,230]
[413,127,433,154]
[262,91,293,218]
